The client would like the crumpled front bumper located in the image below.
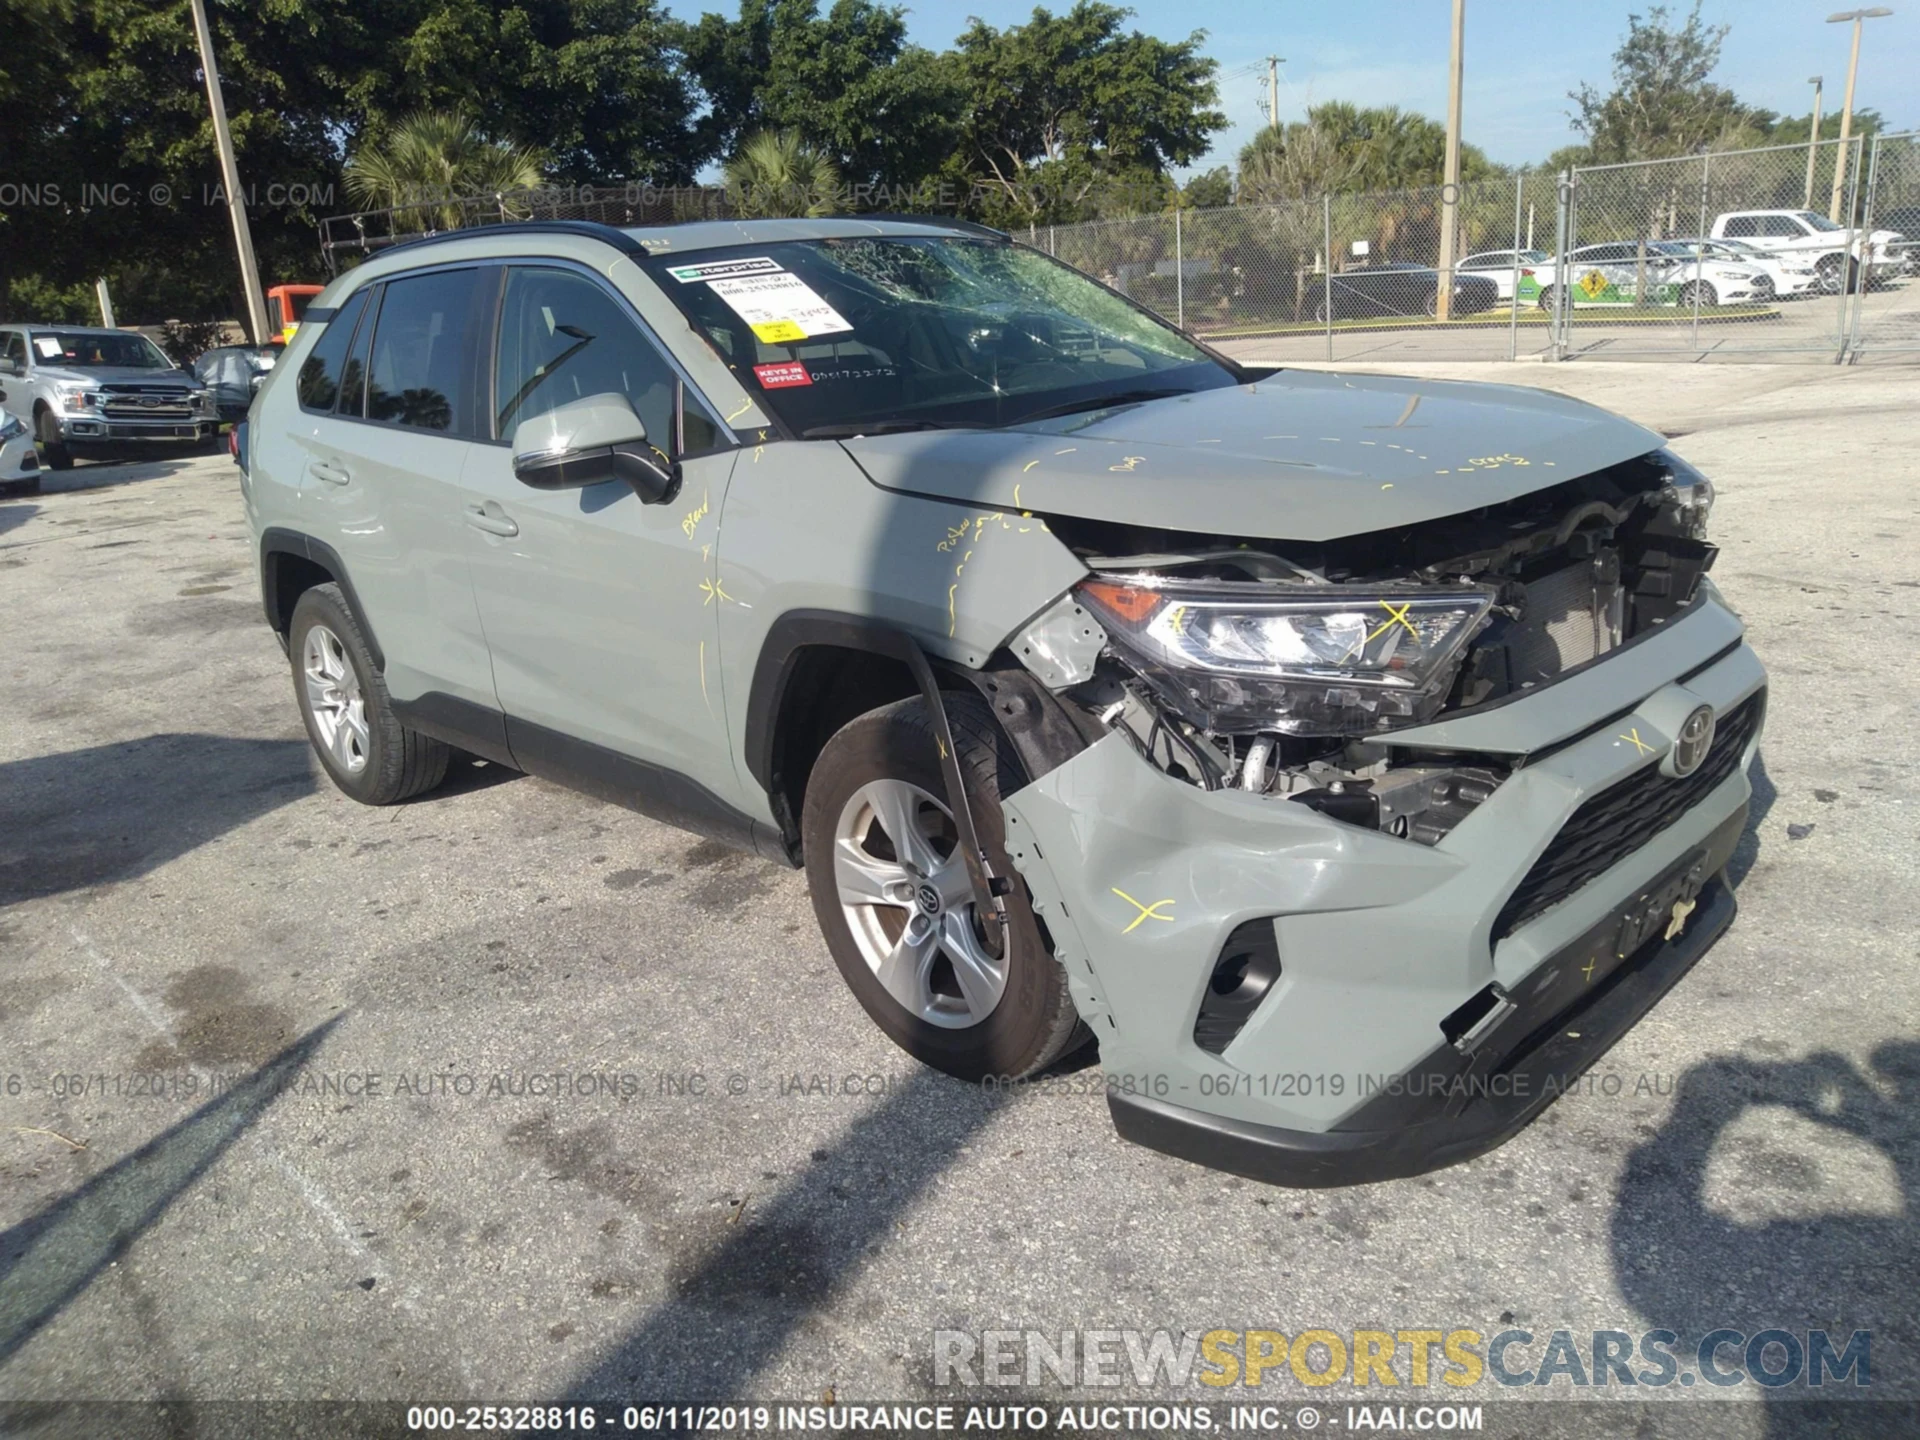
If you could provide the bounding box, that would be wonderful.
[1001,589,1766,1187]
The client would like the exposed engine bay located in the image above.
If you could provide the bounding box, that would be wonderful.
[1043,448,1717,847]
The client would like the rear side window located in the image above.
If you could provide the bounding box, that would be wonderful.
[297,289,370,413]
[493,266,720,453]
[1722,216,1757,238]
[366,268,486,434]
[337,285,380,420]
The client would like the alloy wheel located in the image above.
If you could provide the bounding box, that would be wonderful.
[302,624,371,775]
[832,778,1007,1028]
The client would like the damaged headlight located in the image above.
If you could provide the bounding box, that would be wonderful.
[1078,578,1495,736]
[1658,449,1715,540]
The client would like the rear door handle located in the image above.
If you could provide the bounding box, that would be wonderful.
[307,459,351,486]
[464,502,519,538]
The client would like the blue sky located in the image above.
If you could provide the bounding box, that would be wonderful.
[668,0,1918,174]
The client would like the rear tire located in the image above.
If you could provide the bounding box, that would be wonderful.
[36,410,72,471]
[288,583,449,805]
[801,693,1088,1082]
[1536,284,1557,313]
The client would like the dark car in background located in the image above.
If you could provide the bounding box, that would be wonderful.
[1316,263,1501,322]
[192,344,279,423]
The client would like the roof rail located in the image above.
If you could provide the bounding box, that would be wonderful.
[837,214,1010,240]
[368,219,649,261]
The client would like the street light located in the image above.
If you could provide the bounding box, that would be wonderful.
[1826,7,1893,222]
[1803,76,1824,209]
[1434,0,1466,320]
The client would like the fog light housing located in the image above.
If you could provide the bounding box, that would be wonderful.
[1194,920,1283,1056]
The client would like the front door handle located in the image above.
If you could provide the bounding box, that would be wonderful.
[307,459,351,486]
[464,502,519,538]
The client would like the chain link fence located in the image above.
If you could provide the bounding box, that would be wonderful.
[1848,131,1920,358]
[316,137,1920,364]
[1037,136,1919,365]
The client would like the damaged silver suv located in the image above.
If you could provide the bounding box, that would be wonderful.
[242,216,1764,1186]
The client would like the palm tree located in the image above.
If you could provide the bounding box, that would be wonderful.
[345,109,546,230]
[724,130,843,218]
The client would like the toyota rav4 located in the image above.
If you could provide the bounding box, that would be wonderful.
[241,216,1766,1187]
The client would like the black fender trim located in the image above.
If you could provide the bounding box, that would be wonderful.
[744,610,1020,946]
[259,527,385,673]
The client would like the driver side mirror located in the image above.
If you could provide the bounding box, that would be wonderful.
[510,391,680,504]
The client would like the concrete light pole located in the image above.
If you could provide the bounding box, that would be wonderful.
[1267,56,1283,133]
[1826,8,1893,222]
[1433,0,1466,321]
[188,0,271,344]
[1803,76,1824,209]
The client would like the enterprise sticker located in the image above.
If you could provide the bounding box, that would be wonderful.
[666,256,784,283]
[752,362,812,388]
[709,272,853,346]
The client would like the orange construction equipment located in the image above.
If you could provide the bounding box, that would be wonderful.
[265,284,325,344]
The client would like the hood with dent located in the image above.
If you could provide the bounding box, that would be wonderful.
[840,370,1665,543]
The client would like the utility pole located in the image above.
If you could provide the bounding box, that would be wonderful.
[1803,76,1824,209]
[188,0,271,345]
[1434,0,1466,320]
[1266,56,1283,132]
[1826,8,1893,223]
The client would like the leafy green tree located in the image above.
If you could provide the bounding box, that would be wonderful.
[1237,104,1493,201]
[1570,3,1763,162]
[950,2,1225,226]
[345,109,545,227]
[723,129,843,216]
[683,0,960,191]
[1180,166,1232,210]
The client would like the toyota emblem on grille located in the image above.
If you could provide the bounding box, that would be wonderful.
[1672,704,1715,776]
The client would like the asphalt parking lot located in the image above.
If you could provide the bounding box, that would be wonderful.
[2,361,1917,1437]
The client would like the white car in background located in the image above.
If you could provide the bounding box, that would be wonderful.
[1456,248,1558,303]
[1710,209,1907,293]
[1665,237,1822,298]
[1,412,41,495]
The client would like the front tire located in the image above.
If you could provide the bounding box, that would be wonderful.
[36,410,72,471]
[801,693,1087,1082]
[288,583,449,805]
[1678,280,1718,308]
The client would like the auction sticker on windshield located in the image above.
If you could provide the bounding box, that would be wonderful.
[665,257,785,283]
[708,272,854,345]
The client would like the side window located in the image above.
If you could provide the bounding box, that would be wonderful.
[297,288,370,413]
[1763,216,1804,238]
[337,284,381,420]
[494,266,721,455]
[365,268,484,434]
[1,330,23,371]
[1722,216,1757,238]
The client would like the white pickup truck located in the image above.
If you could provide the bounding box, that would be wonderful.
[1710,209,1908,293]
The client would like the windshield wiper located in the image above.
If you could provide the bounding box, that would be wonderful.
[1001,387,1192,426]
[802,419,990,439]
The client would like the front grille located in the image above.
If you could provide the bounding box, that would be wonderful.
[1493,689,1763,940]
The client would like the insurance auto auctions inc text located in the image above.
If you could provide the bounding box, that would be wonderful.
[933,1327,1869,1391]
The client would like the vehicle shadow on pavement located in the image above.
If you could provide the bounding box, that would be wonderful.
[0,734,314,907]
[1727,749,1778,889]
[1609,1041,1918,1435]
[560,1070,998,1401]
[0,1017,338,1367]
[0,500,38,536]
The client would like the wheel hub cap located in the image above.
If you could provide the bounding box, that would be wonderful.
[301,624,370,776]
